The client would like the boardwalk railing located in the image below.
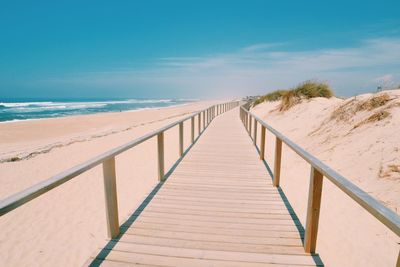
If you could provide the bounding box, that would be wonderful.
[240,105,400,264]
[0,101,239,239]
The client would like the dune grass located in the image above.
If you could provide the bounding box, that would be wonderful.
[252,90,287,106]
[252,80,334,111]
[331,93,392,122]
[353,110,390,129]
[355,93,391,111]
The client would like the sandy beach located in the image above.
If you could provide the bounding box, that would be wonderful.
[0,101,218,267]
[251,89,400,266]
[0,91,399,266]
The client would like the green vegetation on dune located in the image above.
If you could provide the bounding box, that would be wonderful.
[252,90,287,106]
[253,80,334,111]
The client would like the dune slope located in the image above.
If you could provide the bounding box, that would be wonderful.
[251,89,400,266]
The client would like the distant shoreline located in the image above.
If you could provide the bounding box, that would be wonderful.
[0,99,196,124]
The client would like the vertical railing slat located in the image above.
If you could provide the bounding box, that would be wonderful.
[103,157,120,238]
[304,167,324,253]
[273,137,282,187]
[260,125,266,160]
[198,113,201,135]
[157,132,165,181]
[203,111,205,129]
[249,114,252,136]
[179,122,184,156]
[191,117,194,143]
[253,118,257,146]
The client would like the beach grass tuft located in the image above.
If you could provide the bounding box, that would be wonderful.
[353,110,390,129]
[279,81,333,111]
[253,80,333,110]
[356,93,391,111]
[252,90,287,106]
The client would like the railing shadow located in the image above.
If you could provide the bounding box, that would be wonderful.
[252,145,324,266]
[87,124,205,266]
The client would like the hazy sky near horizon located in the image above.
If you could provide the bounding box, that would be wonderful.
[1,1,400,99]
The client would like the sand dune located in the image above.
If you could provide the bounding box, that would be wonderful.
[251,89,400,266]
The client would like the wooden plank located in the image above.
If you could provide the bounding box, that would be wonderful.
[145,202,295,214]
[123,228,303,246]
[137,211,300,226]
[121,221,302,238]
[132,216,301,231]
[133,206,293,220]
[304,167,323,253]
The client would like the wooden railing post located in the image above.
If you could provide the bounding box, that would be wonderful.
[191,117,194,143]
[260,126,266,160]
[198,113,201,135]
[179,122,184,156]
[103,157,120,239]
[304,167,324,253]
[273,137,282,187]
[253,118,257,145]
[157,132,165,181]
[203,111,205,129]
[249,114,252,135]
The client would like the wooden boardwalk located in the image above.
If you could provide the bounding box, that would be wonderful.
[86,108,323,267]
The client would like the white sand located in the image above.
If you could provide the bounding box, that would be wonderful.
[1,92,399,266]
[0,101,218,267]
[251,89,400,266]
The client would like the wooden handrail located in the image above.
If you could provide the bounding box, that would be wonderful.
[0,101,240,238]
[240,105,400,258]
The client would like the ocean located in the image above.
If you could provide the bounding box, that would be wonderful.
[0,98,195,123]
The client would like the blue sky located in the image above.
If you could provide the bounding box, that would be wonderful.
[1,1,400,99]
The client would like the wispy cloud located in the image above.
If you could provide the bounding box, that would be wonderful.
[39,38,400,98]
